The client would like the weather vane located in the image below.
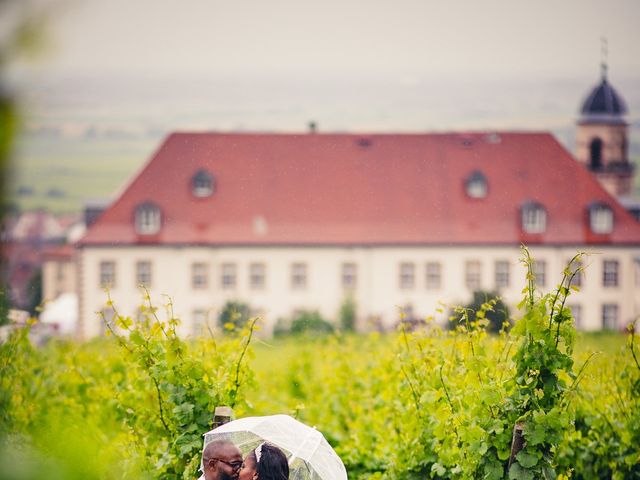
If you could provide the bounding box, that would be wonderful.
[600,36,608,79]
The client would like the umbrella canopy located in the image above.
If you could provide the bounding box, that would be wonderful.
[201,414,347,480]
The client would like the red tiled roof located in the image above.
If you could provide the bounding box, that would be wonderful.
[79,132,640,246]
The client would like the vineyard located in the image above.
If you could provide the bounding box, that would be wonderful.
[1,250,639,480]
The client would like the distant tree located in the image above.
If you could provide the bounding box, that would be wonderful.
[449,290,510,333]
[290,310,334,336]
[339,295,356,332]
[217,300,251,332]
[26,268,42,315]
[0,284,11,325]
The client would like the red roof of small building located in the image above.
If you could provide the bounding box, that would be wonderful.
[79,132,640,246]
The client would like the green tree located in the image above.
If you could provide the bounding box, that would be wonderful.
[290,310,334,335]
[218,300,251,331]
[339,295,356,332]
[450,290,510,333]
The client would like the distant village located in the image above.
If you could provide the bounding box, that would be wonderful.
[2,66,639,339]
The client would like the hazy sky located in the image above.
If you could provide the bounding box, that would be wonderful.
[17,0,640,81]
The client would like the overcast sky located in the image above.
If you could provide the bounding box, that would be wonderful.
[14,0,640,82]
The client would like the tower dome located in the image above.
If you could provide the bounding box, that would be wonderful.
[579,71,627,125]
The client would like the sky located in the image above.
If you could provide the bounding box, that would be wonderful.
[17,0,639,81]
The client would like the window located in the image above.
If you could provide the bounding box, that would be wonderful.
[603,260,619,287]
[465,171,488,199]
[495,260,510,289]
[221,263,237,289]
[635,258,640,287]
[99,261,116,288]
[191,262,208,289]
[249,263,266,290]
[425,262,441,290]
[569,304,582,329]
[192,309,208,336]
[521,202,547,234]
[465,260,482,291]
[136,261,152,287]
[589,203,614,234]
[534,260,546,287]
[602,304,618,330]
[192,169,215,197]
[589,137,603,170]
[342,263,357,289]
[399,262,415,289]
[134,202,162,235]
[291,263,307,290]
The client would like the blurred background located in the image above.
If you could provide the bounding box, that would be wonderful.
[1,0,639,332]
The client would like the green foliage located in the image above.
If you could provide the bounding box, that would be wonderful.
[290,310,334,336]
[2,251,639,479]
[449,290,510,333]
[0,293,258,479]
[0,285,11,326]
[218,300,251,332]
[25,269,42,316]
[339,295,357,332]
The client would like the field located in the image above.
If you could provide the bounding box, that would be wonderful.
[1,274,639,480]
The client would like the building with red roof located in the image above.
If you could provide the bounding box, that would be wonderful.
[77,127,640,338]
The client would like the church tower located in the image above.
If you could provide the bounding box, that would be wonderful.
[576,57,633,197]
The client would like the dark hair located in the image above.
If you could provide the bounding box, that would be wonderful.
[255,443,289,480]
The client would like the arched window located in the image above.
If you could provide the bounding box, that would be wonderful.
[521,202,547,234]
[589,138,603,170]
[464,171,488,199]
[134,202,162,235]
[192,169,215,197]
[589,202,614,234]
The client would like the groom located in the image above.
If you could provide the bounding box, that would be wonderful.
[202,440,244,480]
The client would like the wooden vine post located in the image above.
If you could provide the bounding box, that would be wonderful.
[507,422,525,470]
[212,406,233,429]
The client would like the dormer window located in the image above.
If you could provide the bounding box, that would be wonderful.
[192,169,215,197]
[465,171,488,199]
[521,201,546,234]
[135,202,161,235]
[589,203,614,234]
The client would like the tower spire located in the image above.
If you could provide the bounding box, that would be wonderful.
[600,36,608,80]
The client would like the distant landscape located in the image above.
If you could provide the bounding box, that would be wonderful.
[7,72,640,214]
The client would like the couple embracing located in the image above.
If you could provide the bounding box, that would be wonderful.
[202,440,288,480]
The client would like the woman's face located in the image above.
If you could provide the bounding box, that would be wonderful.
[238,453,257,480]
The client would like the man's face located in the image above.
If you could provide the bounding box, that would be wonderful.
[203,443,243,480]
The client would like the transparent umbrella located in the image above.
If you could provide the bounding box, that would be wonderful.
[200,414,347,480]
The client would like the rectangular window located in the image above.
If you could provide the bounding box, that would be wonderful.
[342,263,357,289]
[191,262,208,289]
[425,262,441,290]
[192,309,208,336]
[534,260,546,287]
[603,260,619,287]
[495,260,510,289]
[99,261,116,288]
[221,263,237,289]
[399,262,415,289]
[136,260,152,287]
[291,263,307,290]
[569,304,582,329]
[602,304,618,330]
[250,263,266,290]
[465,260,482,291]
[635,258,640,287]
